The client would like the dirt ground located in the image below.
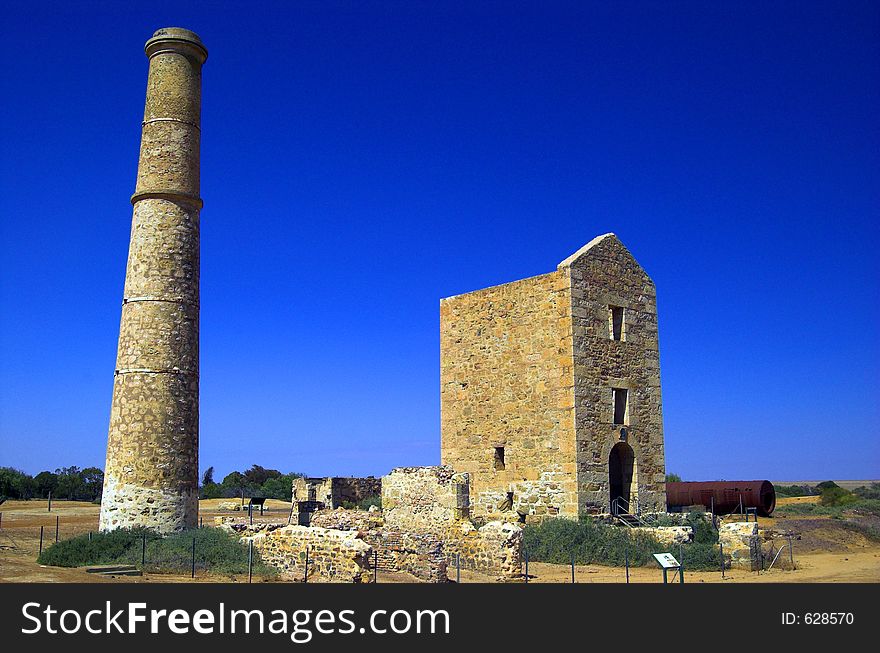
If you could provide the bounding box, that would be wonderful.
[1,497,878,583]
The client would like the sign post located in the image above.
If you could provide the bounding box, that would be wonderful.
[653,553,683,584]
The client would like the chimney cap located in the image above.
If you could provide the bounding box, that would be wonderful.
[145,27,207,62]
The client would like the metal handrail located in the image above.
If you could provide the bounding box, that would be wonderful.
[611,497,649,528]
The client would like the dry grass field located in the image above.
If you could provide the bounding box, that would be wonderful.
[1,496,878,583]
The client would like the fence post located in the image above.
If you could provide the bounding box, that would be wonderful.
[571,553,575,584]
[524,550,529,583]
[249,504,253,526]
[0,512,3,529]
[625,549,630,584]
[720,541,725,578]
[303,546,309,583]
[191,537,196,579]
[456,553,461,583]
[88,531,92,542]
[788,535,794,567]
[48,492,52,513]
[679,543,684,584]
[142,534,146,566]
[248,540,253,584]
[373,549,378,583]
[39,526,44,556]
[55,515,59,542]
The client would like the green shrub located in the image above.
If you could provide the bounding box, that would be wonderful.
[774,498,880,518]
[38,527,277,577]
[854,483,880,501]
[665,473,682,483]
[523,517,721,570]
[820,486,857,507]
[775,484,818,498]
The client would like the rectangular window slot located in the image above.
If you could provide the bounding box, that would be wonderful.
[493,446,506,471]
[612,388,628,425]
[610,305,625,341]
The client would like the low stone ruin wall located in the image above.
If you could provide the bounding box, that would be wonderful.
[444,520,523,580]
[382,466,524,581]
[292,476,381,508]
[230,523,373,583]
[630,526,693,545]
[368,530,448,583]
[308,507,447,583]
[719,521,759,570]
[309,507,384,532]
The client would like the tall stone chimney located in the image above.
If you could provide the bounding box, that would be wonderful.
[99,28,207,533]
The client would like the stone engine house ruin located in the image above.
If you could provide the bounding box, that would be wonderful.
[440,233,666,520]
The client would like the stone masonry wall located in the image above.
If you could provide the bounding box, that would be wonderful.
[440,273,578,520]
[292,477,381,508]
[439,234,666,518]
[561,234,666,514]
[237,524,373,583]
[382,467,523,581]
[310,507,447,583]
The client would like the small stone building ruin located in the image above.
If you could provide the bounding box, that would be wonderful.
[440,234,667,520]
[291,476,380,525]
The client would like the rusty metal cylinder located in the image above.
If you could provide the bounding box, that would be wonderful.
[666,481,776,517]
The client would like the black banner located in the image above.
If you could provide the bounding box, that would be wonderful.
[0,582,873,650]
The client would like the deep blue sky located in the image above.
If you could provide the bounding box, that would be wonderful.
[1,1,878,482]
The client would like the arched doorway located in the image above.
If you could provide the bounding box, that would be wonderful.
[609,442,635,515]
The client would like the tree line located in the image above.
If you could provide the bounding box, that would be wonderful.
[0,466,104,502]
[199,465,305,501]
[1,463,307,504]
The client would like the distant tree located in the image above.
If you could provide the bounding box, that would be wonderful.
[665,473,682,483]
[243,465,282,487]
[33,471,59,499]
[54,466,84,500]
[80,467,104,501]
[0,467,35,499]
[222,471,245,488]
[201,466,215,486]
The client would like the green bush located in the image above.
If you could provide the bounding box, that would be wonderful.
[523,516,722,570]
[774,498,880,518]
[820,486,857,507]
[775,484,818,498]
[665,473,682,483]
[854,483,880,501]
[37,527,277,577]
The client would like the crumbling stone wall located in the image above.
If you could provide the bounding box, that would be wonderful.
[382,467,523,581]
[440,234,666,518]
[292,477,381,508]
[235,524,373,583]
[382,466,471,536]
[718,521,760,570]
[309,506,447,582]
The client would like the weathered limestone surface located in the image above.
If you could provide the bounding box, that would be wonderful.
[237,524,373,583]
[382,467,523,581]
[382,466,471,536]
[440,234,666,519]
[630,526,693,545]
[719,521,759,570]
[100,28,207,534]
[292,477,381,508]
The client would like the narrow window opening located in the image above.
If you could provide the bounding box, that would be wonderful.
[493,446,506,471]
[612,388,628,425]
[610,305,625,341]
